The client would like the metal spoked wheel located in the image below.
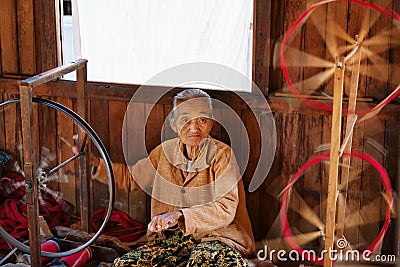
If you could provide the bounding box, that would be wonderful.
[0,97,115,258]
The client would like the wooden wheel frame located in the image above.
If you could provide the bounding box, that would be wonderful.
[276,0,399,266]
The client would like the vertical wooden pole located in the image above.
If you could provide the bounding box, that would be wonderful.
[77,62,90,232]
[19,84,41,267]
[323,58,345,267]
[336,48,362,238]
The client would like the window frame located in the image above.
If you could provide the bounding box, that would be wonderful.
[57,0,273,95]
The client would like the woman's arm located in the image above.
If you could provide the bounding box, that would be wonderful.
[92,149,159,192]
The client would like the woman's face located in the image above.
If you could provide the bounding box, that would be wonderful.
[172,99,213,148]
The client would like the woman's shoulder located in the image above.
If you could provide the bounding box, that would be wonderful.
[206,137,237,166]
[209,137,232,153]
[149,138,180,159]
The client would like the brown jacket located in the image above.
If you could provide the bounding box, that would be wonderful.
[94,137,255,256]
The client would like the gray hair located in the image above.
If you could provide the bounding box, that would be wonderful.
[169,88,213,123]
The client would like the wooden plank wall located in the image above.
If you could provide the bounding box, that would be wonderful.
[0,0,398,255]
[0,89,397,244]
[0,0,57,77]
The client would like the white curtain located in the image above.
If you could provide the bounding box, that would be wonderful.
[71,0,253,91]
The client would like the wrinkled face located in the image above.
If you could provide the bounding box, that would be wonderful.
[171,99,213,147]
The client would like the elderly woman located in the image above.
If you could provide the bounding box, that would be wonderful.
[94,89,255,266]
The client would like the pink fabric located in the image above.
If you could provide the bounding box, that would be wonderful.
[91,208,146,242]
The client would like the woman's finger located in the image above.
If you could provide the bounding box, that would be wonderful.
[147,217,159,232]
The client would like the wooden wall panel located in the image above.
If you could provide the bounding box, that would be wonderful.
[259,113,282,241]
[211,108,222,141]
[253,0,272,93]
[163,104,175,141]
[33,0,58,72]
[125,103,147,224]
[344,120,364,244]
[268,0,284,93]
[0,86,398,251]
[304,3,327,96]
[0,0,19,75]
[299,115,323,236]
[16,0,36,76]
[90,99,110,212]
[367,0,391,100]
[38,99,57,166]
[281,0,306,93]
[348,2,368,98]
[109,101,129,213]
[241,108,262,239]
[56,97,77,211]
[391,0,400,102]
[3,93,20,161]
[145,104,164,154]
[383,120,399,254]
[255,110,281,240]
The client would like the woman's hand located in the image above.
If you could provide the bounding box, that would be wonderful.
[148,211,183,232]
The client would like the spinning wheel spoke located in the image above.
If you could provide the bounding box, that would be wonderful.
[348,64,389,82]
[358,0,391,41]
[287,189,325,230]
[361,47,390,69]
[363,28,400,47]
[267,231,323,249]
[274,45,335,68]
[325,20,355,57]
[328,19,355,44]
[343,196,383,229]
[282,68,336,94]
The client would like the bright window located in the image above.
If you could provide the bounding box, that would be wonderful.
[62,0,253,91]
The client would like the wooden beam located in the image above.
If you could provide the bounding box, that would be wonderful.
[76,62,90,232]
[253,0,272,94]
[336,47,362,238]
[324,59,345,267]
[19,59,88,88]
[1,78,399,120]
[19,84,41,267]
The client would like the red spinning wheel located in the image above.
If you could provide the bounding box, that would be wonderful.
[276,0,400,120]
[270,0,399,266]
[279,151,393,265]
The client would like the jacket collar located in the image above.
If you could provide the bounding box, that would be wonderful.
[162,136,217,172]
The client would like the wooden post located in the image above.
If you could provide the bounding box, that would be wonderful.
[323,57,345,267]
[336,47,362,238]
[19,84,41,267]
[77,62,90,232]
